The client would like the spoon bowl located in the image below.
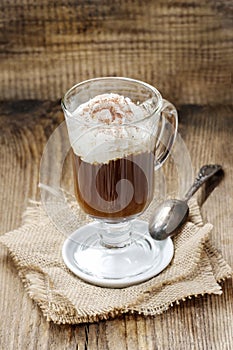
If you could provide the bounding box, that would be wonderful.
[149,199,189,240]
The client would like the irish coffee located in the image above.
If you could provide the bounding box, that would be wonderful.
[68,92,157,220]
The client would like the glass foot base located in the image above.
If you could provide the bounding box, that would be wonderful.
[62,220,174,288]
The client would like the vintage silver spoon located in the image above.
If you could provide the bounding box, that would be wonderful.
[149,164,222,240]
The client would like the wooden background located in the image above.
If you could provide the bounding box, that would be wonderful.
[0,0,232,349]
[0,0,232,104]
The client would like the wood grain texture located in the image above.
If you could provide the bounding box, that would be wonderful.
[0,101,232,349]
[0,0,232,104]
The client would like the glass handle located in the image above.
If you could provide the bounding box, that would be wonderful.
[154,99,178,170]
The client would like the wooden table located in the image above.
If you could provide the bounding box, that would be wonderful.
[0,101,232,349]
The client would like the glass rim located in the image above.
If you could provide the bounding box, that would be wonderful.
[61,76,163,125]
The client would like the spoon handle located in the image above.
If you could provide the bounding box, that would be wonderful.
[183,164,222,201]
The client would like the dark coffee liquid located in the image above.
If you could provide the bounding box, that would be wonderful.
[72,151,155,220]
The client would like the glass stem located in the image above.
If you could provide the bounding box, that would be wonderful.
[97,221,132,248]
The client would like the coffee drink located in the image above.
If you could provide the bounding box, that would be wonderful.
[72,150,155,220]
[69,93,156,220]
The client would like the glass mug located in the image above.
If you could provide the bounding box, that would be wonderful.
[61,77,177,287]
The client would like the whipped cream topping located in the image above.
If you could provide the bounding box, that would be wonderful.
[67,93,157,164]
[73,93,148,125]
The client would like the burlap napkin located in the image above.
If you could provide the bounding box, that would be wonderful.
[0,196,232,324]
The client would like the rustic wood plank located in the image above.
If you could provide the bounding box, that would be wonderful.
[0,101,232,349]
[0,0,232,104]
